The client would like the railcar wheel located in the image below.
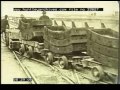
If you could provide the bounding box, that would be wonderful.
[91,66,104,81]
[19,44,25,55]
[59,56,68,69]
[27,46,33,58]
[46,52,53,65]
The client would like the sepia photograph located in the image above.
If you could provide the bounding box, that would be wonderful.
[1,1,119,84]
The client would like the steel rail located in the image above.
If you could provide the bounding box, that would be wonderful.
[14,51,112,84]
[13,51,39,84]
[73,69,81,84]
[53,66,76,84]
[30,58,77,84]
[14,51,76,84]
[3,45,112,84]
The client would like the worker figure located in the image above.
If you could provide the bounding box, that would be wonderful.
[18,14,28,30]
[39,11,52,26]
[1,15,10,39]
[39,10,49,20]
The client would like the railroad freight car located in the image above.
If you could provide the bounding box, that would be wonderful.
[43,22,92,68]
[19,11,52,42]
[5,11,119,82]
[86,23,119,81]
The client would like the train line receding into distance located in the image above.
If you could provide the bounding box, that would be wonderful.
[2,36,114,84]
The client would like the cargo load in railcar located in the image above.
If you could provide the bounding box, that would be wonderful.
[44,25,72,54]
[44,21,91,55]
[19,11,52,42]
[70,22,92,53]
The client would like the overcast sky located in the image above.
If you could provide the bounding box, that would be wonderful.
[1,1,119,18]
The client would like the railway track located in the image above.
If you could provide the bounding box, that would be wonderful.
[13,51,39,84]
[14,51,114,84]
[14,51,77,84]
